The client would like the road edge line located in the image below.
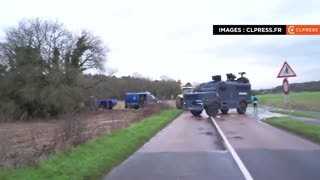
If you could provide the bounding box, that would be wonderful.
[257,119,272,126]
[210,117,254,180]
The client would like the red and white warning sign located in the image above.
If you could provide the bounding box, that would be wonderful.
[277,61,297,78]
[283,78,290,95]
[277,61,296,102]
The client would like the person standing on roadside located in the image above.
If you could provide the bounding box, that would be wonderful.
[252,94,259,112]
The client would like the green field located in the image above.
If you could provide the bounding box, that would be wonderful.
[258,92,320,111]
[0,109,183,180]
[265,117,320,144]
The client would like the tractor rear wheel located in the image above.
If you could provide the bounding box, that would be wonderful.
[237,102,247,114]
[221,109,229,114]
[190,110,202,116]
[175,98,183,109]
[205,104,219,117]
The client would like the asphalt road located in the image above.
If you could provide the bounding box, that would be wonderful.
[104,112,245,180]
[104,108,320,180]
[216,109,320,180]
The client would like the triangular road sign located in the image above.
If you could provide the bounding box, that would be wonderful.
[277,61,297,78]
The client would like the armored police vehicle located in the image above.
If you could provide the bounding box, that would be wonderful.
[183,72,252,117]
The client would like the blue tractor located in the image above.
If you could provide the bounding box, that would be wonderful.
[125,91,158,109]
[183,72,252,117]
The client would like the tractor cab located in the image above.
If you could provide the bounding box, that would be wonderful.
[175,82,195,109]
[182,87,194,94]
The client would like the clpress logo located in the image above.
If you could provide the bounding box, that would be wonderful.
[287,26,295,34]
[286,25,320,35]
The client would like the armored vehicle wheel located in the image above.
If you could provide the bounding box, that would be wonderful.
[190,110,202,116]
[221,109,229,114]
[205,104,219,117]
[237,102,247,114]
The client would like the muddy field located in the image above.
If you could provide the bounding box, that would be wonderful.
[0,101,175,169]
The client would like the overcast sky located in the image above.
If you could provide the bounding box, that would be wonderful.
[0,0,320,89]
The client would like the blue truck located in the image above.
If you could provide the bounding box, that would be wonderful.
[183,72,252,117]
[125,91,158,109]
[97,99,118,109]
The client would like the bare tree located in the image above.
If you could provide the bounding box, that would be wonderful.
[160,75,174,81]
[132,72,144,79]
[105,67,118,77]
[0,18,73,73]
[0,17,112,120]
[0,18,110,74]
[70,30,110,72]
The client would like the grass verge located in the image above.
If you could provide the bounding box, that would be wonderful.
[265,117,320,144]
[0,109,183,180]
[258,92,320,111]
[271,110,320,120]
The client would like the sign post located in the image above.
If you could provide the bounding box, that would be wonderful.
[283,78,290,103]
[277,61,297,108]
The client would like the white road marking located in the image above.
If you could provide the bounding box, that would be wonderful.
[210,117,254,180]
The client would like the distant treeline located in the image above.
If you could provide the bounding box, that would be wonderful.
[86,74,181,100]
[0,17,181,121]
[252,81,320,95]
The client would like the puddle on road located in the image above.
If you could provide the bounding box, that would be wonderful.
[197,127,214,136]
[249,107,320,125]
[197,126,216,136]
[214,139,224,147]
[189,116,226,150]
[198,127,204,131]
[231,136,243,140]
[226,131,237,135]
[200,131,213,136]
[247,107,288,120]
